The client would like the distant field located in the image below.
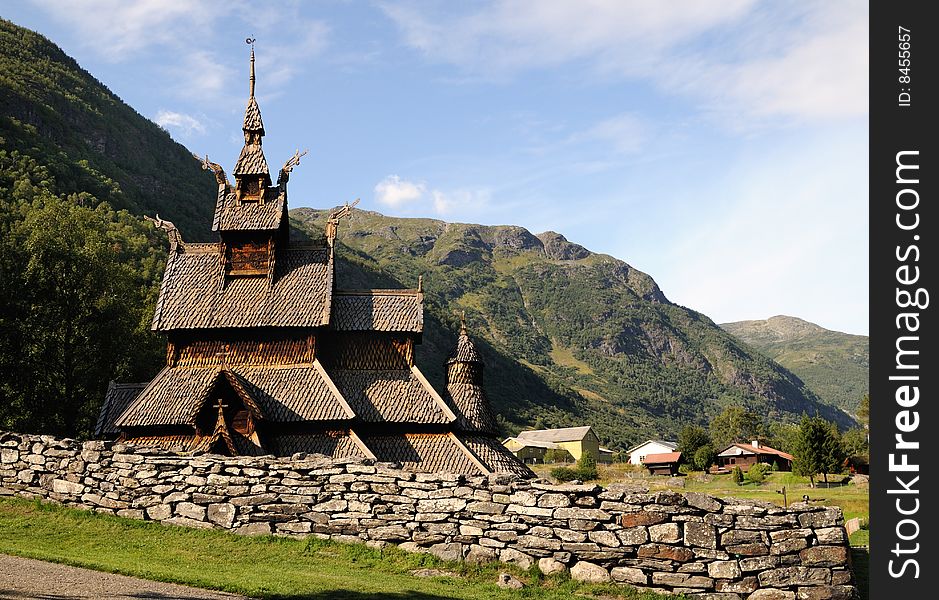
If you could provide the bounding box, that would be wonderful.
[0,497,671,600]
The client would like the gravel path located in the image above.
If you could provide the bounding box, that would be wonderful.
[0,554,251,599]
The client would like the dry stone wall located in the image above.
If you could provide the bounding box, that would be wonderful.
[0,432,857,599]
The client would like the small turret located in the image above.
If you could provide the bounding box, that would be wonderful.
[445,315,498,434]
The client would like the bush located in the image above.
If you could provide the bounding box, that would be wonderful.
[693,444,716,471]
[544,448,573,464]
[746,463,771,484]
[576,454,598,481]
[550,467,579,482]
[731,466,744,485]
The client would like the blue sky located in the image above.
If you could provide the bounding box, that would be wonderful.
[4,1,869,334]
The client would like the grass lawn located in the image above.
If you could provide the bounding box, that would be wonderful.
[0,497,674,600]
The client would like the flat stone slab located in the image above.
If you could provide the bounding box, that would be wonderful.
[0,554,251,599]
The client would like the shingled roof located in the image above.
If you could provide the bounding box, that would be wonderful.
[243,96,264,133]
[151,245,332,330]
[362,433,487,474]
[95,382,147,437]
[517,426,594,443]
[460,435,534,477]
[234,144,269,176]
[446,383,499,434]
[114,363,354,429]
[330,367,456,424]
[212,187,285,231]
[330,291,423,333]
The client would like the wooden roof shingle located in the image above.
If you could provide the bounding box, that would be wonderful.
[330,367,455,424]
[330,291,423,333]
[114,363,354,428]
[212,187,285,231]
[151,245,332,331]
[459,435,534,477]
[362,433,485,475]
[233,144,269,176]
[95,382,147,438]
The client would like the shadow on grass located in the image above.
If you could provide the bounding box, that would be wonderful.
[264,593,468,600]
[850,547,869,600]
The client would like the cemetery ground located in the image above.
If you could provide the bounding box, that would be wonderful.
[0,497,672,600]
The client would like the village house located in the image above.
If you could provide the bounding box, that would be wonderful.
[715,440,794,472]
[625,439,678,465]
[503,426,613,464]
[641,452,683,476]
[94,46,531,478]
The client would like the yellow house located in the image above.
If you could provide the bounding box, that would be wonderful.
[506,426,607,463]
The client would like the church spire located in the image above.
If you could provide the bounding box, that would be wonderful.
[233,37,269,200]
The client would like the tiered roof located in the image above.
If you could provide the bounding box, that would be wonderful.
[98,43,532,478]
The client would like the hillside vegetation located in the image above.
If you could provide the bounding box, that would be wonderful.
[721,316,869,414]
[292,209,854,448]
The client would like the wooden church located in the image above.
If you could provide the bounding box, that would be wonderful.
[95,47,532,478]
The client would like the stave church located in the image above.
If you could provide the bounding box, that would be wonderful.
[95,46,532,478]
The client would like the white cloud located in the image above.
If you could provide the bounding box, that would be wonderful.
[374,175,427,207]
[154,110,206,136]
[373,176,492,217]
[383,1,868,123]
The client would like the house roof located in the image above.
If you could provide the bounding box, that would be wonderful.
[212,187,284,231]
[718,442,794,461]
[626,439,678,454]
[95,382,147,438]
[150,245,332,330]
[329,367,455,424]
[641,452,682,465]
[447,328,483,364]
[233,143,269,177]
[114,363,354,428]
[460,435,534,477]
[362,432,487,475]
[330,290,423,333]
[447,381,499,434]
[516,426,593,443]
[503,437,561,450]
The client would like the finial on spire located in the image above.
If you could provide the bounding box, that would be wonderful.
[460,311,467,335]
[246,37,256,97]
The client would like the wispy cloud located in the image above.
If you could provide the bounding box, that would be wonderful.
[154,110,206,137]
[382,1,868,124]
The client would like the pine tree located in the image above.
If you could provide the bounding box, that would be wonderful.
[792,415,845,487]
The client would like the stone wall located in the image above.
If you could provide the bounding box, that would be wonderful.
[0,432,857,599]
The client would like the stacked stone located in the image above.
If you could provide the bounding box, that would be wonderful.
[0,431,857,599]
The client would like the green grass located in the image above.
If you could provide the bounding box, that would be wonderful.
[0,497,675,600]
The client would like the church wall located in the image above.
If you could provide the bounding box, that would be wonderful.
[0,431,857,599]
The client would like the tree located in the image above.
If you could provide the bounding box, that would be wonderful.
[792,415,846,487]
[856,393,870,429]
[767,422,800,454]
[731,466,744,485]
[678,425,711,459]
[841,428,869,458]
[693,444,716,471]
[0,198,165,437]
[710,406,766,448]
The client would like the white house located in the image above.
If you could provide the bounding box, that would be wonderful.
[626,439,678,465]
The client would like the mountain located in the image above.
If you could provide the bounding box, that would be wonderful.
[0,18,215,239]
[720,316,869,414]
[291,209,854,448]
